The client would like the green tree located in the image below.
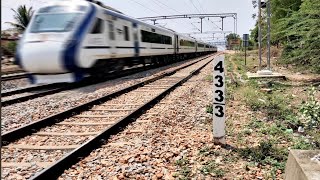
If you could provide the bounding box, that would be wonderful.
[279,0,320,72]
[271,0,302,45]
[226,33,240,42]
[250,22,258,43]
[7,41,17,54]
[271,0,302,20]
[6,5,34,33]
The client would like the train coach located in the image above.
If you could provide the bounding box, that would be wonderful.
[15,0,217,84]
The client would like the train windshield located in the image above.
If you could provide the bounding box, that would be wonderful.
[29,13,83,33]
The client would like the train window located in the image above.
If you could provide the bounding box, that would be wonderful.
[124,26,129,41]
[29,13,82,33]
[38,6,87,13]
[91,18,103,34]
[141,30,172,44]
[163,36,172,44]
[198,44,204,47]
[180,40,195,47]
[108,20,115,40]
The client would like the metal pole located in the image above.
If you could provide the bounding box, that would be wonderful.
[236,14,238,34]
[234,17,236,34]
[200,17,203,33]
[267,0,271,70]
[236,15,238,34]
[221,17,225,31]
[245,45,247,66]
[258,0,262,70]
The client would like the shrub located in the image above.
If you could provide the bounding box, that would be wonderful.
[238,140,287,169]
[7,41,17,54]
[299,87,320,129]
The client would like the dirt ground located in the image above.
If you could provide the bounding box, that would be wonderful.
[218,50,319,179]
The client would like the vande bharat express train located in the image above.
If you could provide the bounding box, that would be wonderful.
[16,0,217,84]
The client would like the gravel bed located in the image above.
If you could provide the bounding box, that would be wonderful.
[1,78,30,91]
[39,125,107,133]
[1,91,36,102]
[63,116,120,123]
[58,58,214,179]
[2,149,69,180]
[1,57,212,133]
[79,111,131,116]
[11,135,91,146]
[1,149,69,163]
[2,166,44,180]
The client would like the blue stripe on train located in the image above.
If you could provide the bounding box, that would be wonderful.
[27,74,35,84]
[133,22,140,57]
[62,4,96,76]
[15,42,23,69]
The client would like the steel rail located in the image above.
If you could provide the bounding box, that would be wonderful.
[30,55,214,180]
[1,87,67,107]
[1,84,61,97]
[1,72,30,81]
[1,55,210,106]
[1,69,25,75]
[1,54,212,145]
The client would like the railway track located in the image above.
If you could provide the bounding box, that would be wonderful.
[1,84,60,97]
[1,55,212,107]
[1,84,67,107]
[1,54,216,180]
[1,72,30,81]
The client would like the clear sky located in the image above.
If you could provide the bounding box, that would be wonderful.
[1,0,257,42]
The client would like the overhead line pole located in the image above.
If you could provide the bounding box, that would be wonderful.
[137,13,237,20]
[267,0,271,70]
[181,31,232,35]
[137,13,237,48]
[236,14,238,34]
[138,13,238,39]
[221,16,226,31]
[258,0,262,70]
[200,17,204,33]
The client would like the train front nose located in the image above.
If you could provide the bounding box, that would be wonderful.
[19,41,67,74]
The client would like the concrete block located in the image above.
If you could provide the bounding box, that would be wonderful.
[285,149,320,180]
[247,72,286,79]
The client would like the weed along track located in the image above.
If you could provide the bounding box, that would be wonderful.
[1,54,217,179]
[213,52,320,178]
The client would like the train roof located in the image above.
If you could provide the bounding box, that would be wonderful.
[36,0,216,47]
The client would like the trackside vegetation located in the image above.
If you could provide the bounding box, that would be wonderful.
[251,0,320,73]
[205,54,319,178]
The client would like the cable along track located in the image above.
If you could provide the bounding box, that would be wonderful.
[1,54,216,180]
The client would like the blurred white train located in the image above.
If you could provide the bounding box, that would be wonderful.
[16,0,217,84]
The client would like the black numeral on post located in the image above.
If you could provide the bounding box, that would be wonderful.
[215,75,224,87]
[215,105,224,117]
[214,61,224,73]
[215,90,224,102]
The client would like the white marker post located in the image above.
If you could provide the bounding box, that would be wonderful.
[213,55,226,145]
